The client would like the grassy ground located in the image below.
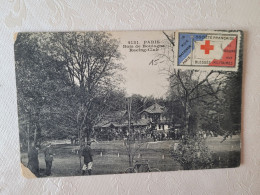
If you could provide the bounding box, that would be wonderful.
[206,135,240,168]
[20,135,240,177]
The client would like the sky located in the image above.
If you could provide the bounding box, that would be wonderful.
[111,31,173,98]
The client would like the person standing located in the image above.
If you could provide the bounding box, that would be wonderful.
[44,143,54,176]
[81,141,93,175]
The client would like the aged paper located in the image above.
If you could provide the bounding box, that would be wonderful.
[15,30,243,178]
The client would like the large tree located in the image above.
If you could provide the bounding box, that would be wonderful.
[168,69,226,135]
[43,32,124,141]
[15,32,124,150]
[15,33,79,148]
[159,32,232,136]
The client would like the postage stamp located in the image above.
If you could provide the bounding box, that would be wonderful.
[174,30,242,71]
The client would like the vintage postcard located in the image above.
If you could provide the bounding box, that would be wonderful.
[15,30,243,178]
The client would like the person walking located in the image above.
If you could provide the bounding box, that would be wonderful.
[44,143,54,176]
[81,141,93,175]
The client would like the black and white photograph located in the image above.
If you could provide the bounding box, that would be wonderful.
[15,30,242,178]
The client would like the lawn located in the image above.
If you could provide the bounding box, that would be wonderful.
[20,135,240,177]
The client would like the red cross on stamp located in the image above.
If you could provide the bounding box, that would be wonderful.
[200,40,214,54]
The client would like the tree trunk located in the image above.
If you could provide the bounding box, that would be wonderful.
[128,153,133,167]
[34,126,37,144]
[84,123,93,141]
[35,121,41,145]
[27,122,30,152]
[183,96,190,135]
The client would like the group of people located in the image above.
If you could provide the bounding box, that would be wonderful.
[27,141,94,177]
[151,131,168,142]
[27,142,54,177]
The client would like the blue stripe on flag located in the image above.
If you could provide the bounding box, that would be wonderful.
[178,33,207,65]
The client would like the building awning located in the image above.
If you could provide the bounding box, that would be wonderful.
[140,103,164,114]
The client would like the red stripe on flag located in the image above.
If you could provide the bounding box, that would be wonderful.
[209,37,237,67]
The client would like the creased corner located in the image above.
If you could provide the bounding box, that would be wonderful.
[20,163,37,179]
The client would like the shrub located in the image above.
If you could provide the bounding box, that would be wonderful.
[170,136,214,170]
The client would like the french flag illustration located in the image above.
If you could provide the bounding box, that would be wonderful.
[178,33,237,67]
